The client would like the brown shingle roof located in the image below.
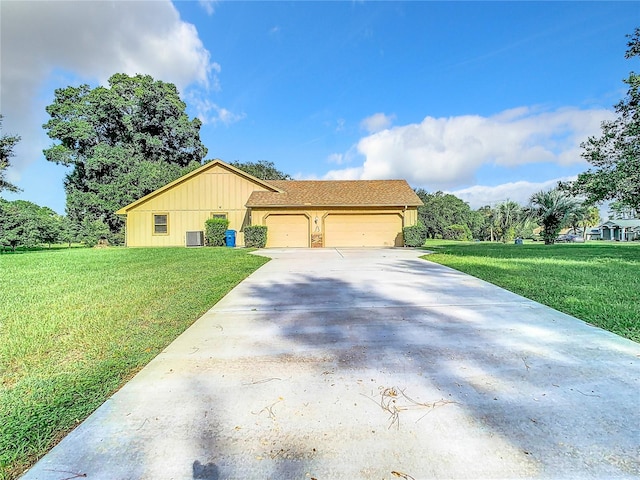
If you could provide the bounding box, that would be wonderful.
[246,180,422,208]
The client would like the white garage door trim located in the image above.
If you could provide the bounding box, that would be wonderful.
[324,213,403,247]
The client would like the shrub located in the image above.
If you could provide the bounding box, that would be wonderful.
[443,224,472,241]
[403,224,427,247]
[244,225,267,248]
[108,228,125,246]
[79,219,111,247]
[205,218,229,246]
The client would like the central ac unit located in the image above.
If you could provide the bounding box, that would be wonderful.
[186,230,204,247]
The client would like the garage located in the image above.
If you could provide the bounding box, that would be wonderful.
[247,179,422,248]
[325,213,403,247]
[265,214,309,247]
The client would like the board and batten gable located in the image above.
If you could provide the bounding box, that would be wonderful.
[116,160,278,247]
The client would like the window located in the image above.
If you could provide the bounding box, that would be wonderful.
[153,214,168,235]
[211,213,227,220]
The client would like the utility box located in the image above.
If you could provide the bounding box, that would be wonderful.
[225,230,236,247]
[186,231,204,247]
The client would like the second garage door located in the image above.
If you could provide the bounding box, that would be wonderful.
[325,213,402,247]
[265,214,309,247]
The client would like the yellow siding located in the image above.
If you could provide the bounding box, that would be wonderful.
[404,207,418,227]
[123,164,269,247]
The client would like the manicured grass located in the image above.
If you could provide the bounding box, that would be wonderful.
[422,240,640,343]
[0,247,268,480]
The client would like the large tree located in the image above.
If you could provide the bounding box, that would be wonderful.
[415,189,473,239]
[0,199,63,251]
[230,160,292,180]
[43,74,207,236]
[564,28,640,211]
[607,200,637,220]
[526,189,580,245]
[0,114,21,193]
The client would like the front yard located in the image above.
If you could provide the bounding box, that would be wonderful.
[0,247,268,480]
[423,240,640,343]
[3,241,639,478]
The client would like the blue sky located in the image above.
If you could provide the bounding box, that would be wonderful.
[1,1,637,214]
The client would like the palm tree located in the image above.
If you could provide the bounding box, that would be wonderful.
[493,200,522,242]
[567,205,601,241]
[526,189,581,245]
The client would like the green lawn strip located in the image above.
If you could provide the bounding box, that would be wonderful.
[0,247,268,480]
[421,241,640,343]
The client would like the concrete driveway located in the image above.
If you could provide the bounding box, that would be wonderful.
[23,248,640,479]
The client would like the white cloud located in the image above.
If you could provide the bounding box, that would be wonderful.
[449,176,577,209]
[360,112,395,134]
[188,95,245,126]
[327,153,344,164]
[1,0,218,180]
[326,144,359,166]
[327,106,613,190]
[324,167,364,180]
[199,0,217,15]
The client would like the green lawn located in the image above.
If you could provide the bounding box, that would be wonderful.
[0,247,268,480]
[422,240,640,343]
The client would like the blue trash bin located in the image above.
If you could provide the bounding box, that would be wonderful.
[225,229,236,247]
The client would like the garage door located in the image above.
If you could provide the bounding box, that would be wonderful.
[325,214,402,247]
[265,214,309,247]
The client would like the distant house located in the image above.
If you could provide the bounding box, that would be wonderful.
[586,228,601,241]
[115,159,423,248]
[596,219,640,241]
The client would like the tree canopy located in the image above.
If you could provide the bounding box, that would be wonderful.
[415,189,473,239]
[229,160,292,180]
[43,74,207,237]
[0,199,64,251]
[564,28,640,211]
[0,114,21,194]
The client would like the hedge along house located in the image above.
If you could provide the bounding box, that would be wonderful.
[116,159,422,248]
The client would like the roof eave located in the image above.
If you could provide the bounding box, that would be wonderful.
[247,203,423,208]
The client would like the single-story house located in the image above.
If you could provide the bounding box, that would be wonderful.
[586,228,601,241]
[596,219,640,241]
[115,159,423,248]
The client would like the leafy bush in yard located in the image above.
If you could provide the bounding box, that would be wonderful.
[244,225,267,248]
[205,218,229,246]
[443,223,472,241]
[403,224,427,247]
[79,218,111,247]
